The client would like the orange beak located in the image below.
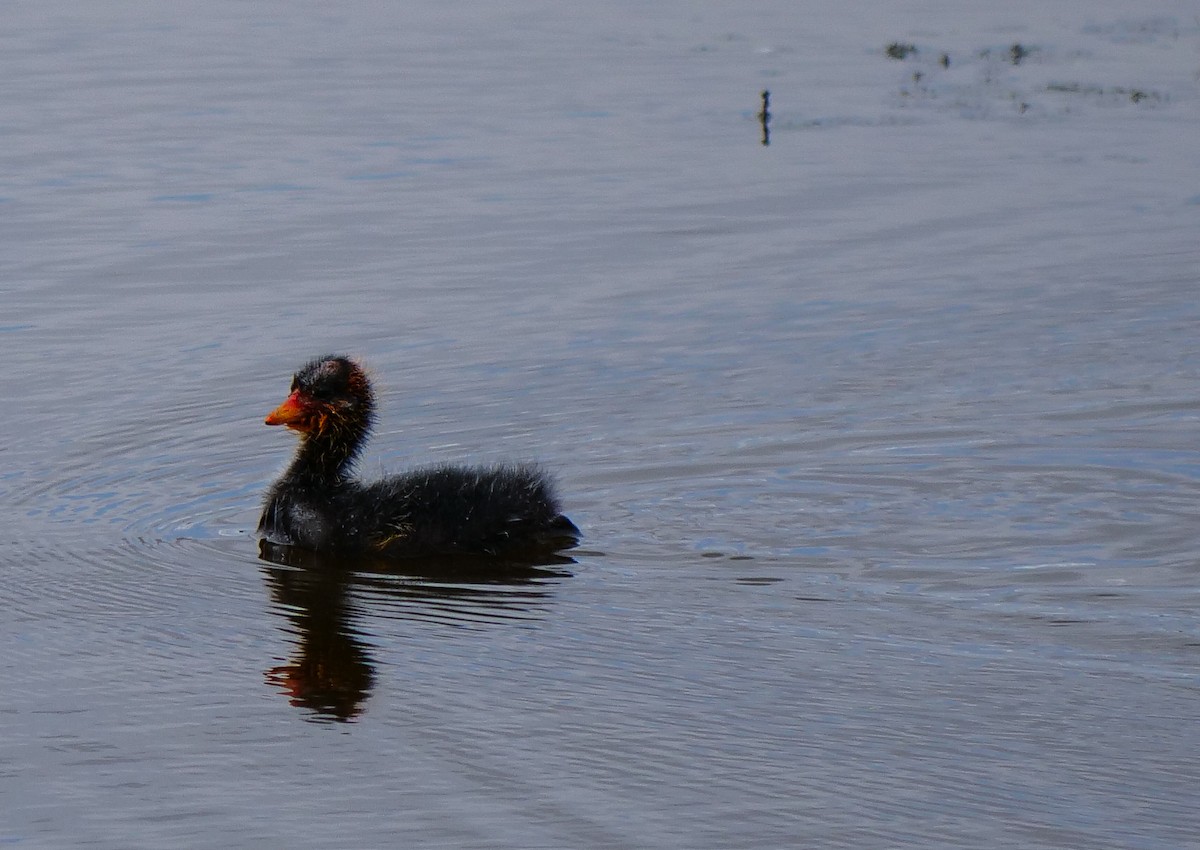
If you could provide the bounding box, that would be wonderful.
[265,390,311,430]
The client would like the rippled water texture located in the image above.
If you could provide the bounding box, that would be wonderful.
[3,1,1199,848]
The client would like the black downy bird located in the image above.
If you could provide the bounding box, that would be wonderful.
[259,355,578,558]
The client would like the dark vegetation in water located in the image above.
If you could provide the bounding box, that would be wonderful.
[885,35,1170,115]
[757,23,1175,140]
[885,42,918,60]
[1046,81,1163,103]
[1005,43,1033,65]
[758,89,770,146]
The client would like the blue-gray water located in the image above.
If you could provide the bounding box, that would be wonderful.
[3,2,1199,848]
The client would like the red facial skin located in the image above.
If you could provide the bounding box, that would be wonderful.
[265,390,316,432]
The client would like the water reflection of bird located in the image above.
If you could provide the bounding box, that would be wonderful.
[262,549,374,722]
[260,540,573,722]
[259,355,579,558]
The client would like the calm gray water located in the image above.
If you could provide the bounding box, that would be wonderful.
[3,2,1199,848]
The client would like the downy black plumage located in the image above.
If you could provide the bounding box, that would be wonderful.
[259,355,578,558]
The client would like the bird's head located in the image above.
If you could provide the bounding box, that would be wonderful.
[265,355,375,439]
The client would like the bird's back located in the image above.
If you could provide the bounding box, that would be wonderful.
[355,463,578,557]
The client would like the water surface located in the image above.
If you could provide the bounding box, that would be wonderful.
[2,1,1199,848]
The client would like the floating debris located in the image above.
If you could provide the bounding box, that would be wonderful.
[884,32,1171,117]
[1046,82,1164,103]
[758,89,771,146]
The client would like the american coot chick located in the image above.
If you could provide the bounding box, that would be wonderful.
[259,355,578,558]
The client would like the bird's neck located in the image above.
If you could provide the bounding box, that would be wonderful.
[285,427,366,486]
